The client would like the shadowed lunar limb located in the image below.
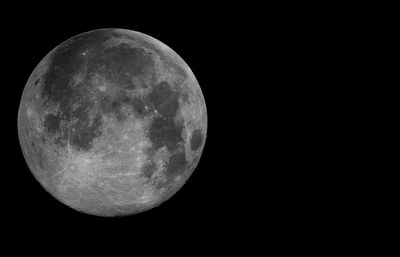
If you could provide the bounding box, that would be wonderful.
[17,28,207,217]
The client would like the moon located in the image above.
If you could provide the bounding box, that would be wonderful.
[17,28,207,217]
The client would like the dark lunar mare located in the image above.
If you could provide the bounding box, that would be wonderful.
[119,31,188,83]
[39,30,112,151]
[145,80,188,183]
[38,30,158,152]
[41,31,111,105]
[190,129,203,151]
[86,41,156,90]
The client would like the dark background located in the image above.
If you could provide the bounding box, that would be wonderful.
[0,3,360,249]
[0,2,389,254]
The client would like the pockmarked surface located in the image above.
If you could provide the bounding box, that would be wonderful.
[18,29,207,216]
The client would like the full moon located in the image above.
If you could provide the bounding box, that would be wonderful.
[17,29,207,217]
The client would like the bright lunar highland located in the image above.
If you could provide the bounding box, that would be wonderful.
[18,29,207,216]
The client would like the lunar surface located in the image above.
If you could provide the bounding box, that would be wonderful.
[17,29,207,217]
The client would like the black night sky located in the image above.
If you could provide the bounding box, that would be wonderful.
[0,3,339,250]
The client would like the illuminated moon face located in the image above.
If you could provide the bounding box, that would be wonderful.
[17,29,207,217]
